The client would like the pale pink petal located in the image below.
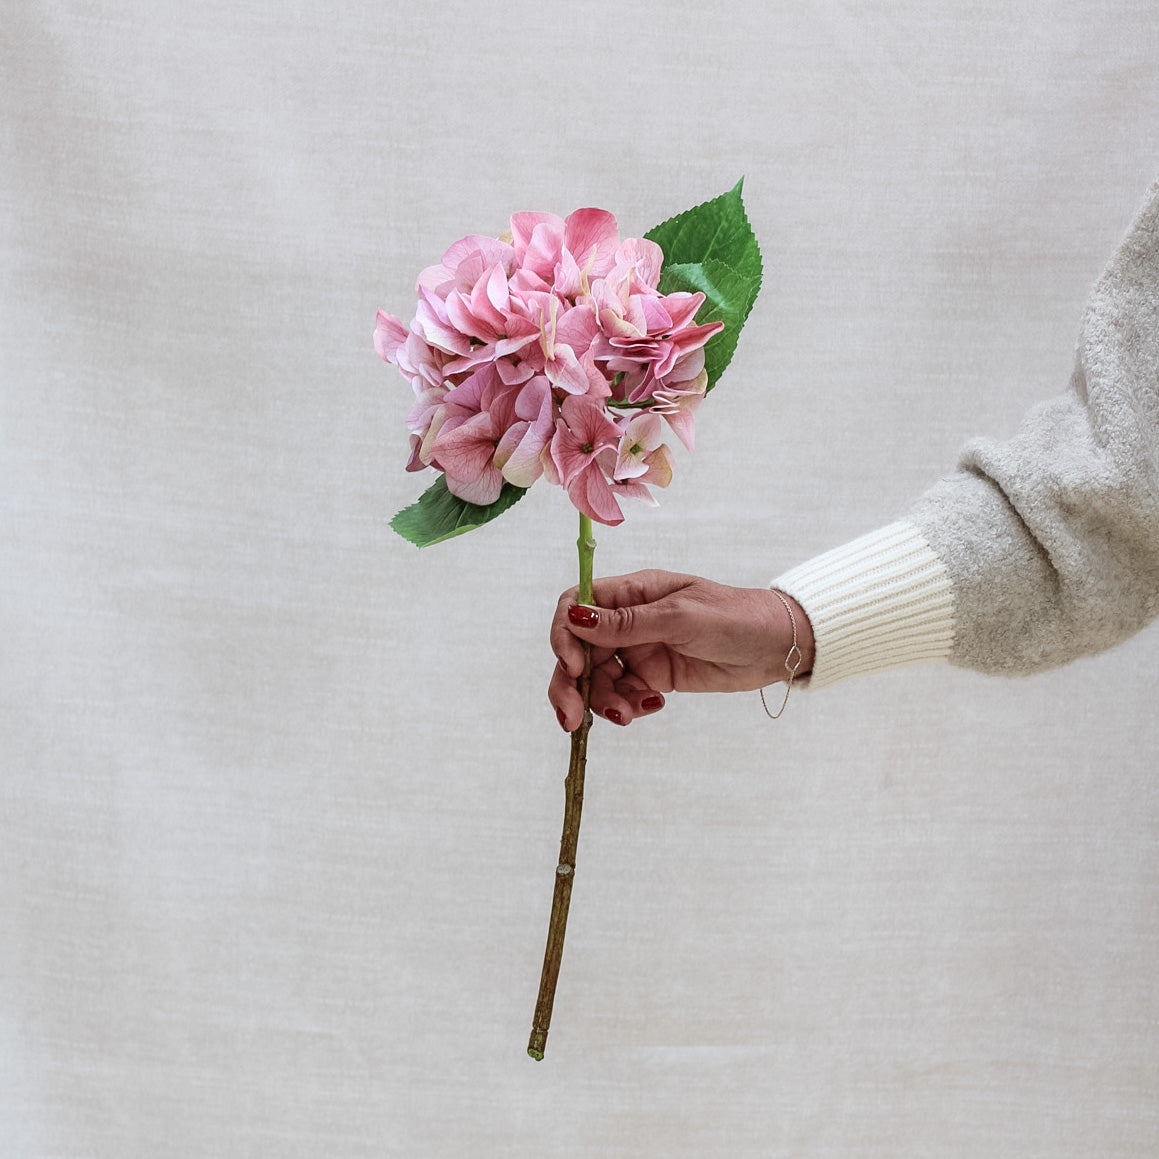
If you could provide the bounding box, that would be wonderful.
[560,394,623,448]
[419,405,452,465]
[497,357,535,386]
[416,290,471,356]
[510,212,563,260]
[652,370,706,452]
[540,441,561,487]
[416,263,455,294]
[550,423,593,486]
[374,311,409,363]
[495,422,548,487]
[640,443,674,488]
[521,220,565,281]
[553,247,586,299]
[566,459,624,526]
[611,478,659,507]
[441,234,515,274]
[431,412,495,483]
[639,295,674,334]
[445,291,494,343]
[664,346,705,386]
[405,434,426,472]
[453,251,488,293]
[613,237,663,288]
[658,291,704,330]
[515,375,554,428]
[563,209,620,278]
[580,347,613,398]
[446,463,505,506]
[553,302,600,351]
[657,408,696,452]
[484,263,511,314]
[544,342,590,396]
[614,412,663,479]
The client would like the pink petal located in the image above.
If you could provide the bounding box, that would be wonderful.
[658,291,704,330]
[442,234,515,274]
[497,357,535,386]
[445,291,495,343]
[639,295,673,334]
[550,424,594,486]
[496,422,548,488]
[554,302,600,351]
[613,238,664,288]
[553,247,586,299]
[431,412,496,483]
[560,395,622,448]
[544,342,590,396]
[611,478,658,507]
[658,407,696,452]
[521,220,565,282]
[510,212,563,261]
[641,443,674,488]
[374,311,409,363]
[446,463,505,506]
[614,412,663,479]
[566,459,624,526]
[563,209,620,278]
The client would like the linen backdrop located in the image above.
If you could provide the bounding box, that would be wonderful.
[3,2,1158,1156]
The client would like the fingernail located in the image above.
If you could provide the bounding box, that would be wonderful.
[605,709,625,725]
[556,707,569,732]
[642,695,663,711]
[568,604,599,628]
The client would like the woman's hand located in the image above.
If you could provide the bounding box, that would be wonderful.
[548,569,814,730]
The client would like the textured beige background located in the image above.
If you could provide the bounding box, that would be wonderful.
[3,1,1159,1155]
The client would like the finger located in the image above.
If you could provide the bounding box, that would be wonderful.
[564,593,686,654]
[615,673,666,718]
[550,585,587,678]
[548,662,586,732]
[589,662,635,726]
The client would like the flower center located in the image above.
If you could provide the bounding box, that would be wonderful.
[580,442,594,455]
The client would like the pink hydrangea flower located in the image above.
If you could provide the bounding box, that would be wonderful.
[376,206,723,524]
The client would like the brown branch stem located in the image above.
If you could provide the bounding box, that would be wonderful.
[528,514,596,1060]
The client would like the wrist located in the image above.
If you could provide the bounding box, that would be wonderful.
[770,589,815,680]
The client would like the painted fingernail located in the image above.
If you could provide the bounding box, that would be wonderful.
[556,707,569,732]
[642,695,664,711]
[605,709,625,725]
[568,604,600,628]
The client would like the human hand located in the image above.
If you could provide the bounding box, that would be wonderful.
[548,569,815,730]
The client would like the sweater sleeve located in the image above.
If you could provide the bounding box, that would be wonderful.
[774,178,1159,689]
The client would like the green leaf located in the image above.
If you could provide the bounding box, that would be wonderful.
[657,257,761,389]
[391,475,528,547]
[645,179,763,391]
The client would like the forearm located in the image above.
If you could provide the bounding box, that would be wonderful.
[776,178,1159,688]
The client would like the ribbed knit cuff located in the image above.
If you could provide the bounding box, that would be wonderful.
[772,521,955,689]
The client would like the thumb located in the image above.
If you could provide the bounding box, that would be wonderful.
[566,599,675,650]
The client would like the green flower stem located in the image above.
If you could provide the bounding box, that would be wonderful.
[528,514,596,1061]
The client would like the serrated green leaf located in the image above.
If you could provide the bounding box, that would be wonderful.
[645,179,763,393]
[390,475,528,547]
[657,258,761,389]
[644,179,763,285]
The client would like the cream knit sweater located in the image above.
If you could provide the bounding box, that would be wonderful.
[774,179,1159,688]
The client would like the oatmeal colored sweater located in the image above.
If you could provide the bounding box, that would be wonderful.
[774,179,1159,688]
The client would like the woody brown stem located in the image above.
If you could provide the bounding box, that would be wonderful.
[528,514,596,1060]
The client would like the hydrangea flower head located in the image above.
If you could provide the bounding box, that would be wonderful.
[377,207,723,525]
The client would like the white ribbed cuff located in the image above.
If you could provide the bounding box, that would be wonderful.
[772,521,955,689]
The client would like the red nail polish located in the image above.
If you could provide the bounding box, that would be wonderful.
[605,709,625,725]
[642,695,663,711]
[556,707,569,731]
[568,604,600,628]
